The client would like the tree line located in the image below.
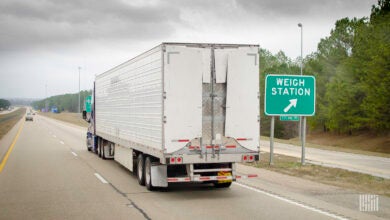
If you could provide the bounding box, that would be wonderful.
[32,90,92,113]
[261,0,389,137]
[0,99,11,109]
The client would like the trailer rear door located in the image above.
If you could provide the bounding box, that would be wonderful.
[225,48,259,151]
[163,45,204,153]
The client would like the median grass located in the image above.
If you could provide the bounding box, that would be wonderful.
[249,152,390,197]
[39,112,88,127]
[0,108,26,139]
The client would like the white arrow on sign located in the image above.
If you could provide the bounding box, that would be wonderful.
[283,99,298,113]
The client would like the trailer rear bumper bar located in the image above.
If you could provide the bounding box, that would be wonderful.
[167,174,258,183]
[166,153,259,164]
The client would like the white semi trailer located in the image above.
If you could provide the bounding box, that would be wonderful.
[85,43,260,190]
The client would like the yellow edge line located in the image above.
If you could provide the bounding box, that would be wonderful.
[0,119,25,173]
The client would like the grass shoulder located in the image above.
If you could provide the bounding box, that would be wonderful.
[39,112,88,127]
[0,108,26,139]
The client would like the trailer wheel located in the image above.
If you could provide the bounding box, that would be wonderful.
[145,157,155,191]
[97,139,102,157]
[137,154,145,186]
[101,144,106,160]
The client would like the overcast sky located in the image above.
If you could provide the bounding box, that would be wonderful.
[0,0,376,99]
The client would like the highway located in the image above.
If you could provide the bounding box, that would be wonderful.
[0,115,388,220]
[260,141,390,179]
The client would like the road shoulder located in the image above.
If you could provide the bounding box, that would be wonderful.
[0,118,23,163]
[237,163,389,219]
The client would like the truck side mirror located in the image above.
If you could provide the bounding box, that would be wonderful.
[82,110,87,120]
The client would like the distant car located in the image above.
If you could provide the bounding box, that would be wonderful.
[25,113,33,121]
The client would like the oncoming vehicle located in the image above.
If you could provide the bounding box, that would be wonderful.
[25,113,33,121]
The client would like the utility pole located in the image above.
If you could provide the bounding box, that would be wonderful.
[78,67,81,113]
[298,23,303,141]
[45,84,48,112]
[298,23,306,165]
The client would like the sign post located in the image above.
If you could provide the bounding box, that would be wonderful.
[265,74,316,165]
[270,116,275,165]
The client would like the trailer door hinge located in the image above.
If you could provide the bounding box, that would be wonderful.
[247,53,257,65]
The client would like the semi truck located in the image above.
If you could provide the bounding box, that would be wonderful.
[85,43,260,190]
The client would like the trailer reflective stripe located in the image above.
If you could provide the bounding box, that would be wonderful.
[172,139,190,142]
[216,176,228,180]
[206,145,220,149]
[188,146,200,150]
[237,138,253,141]
[167,174,257,183]
[167,177,191,182]
[225,145,236,148]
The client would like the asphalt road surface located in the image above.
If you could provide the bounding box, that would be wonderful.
[0,115,388,220]
[260,140,390,179]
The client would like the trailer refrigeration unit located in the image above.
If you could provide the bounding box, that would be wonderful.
[85,43,260,190]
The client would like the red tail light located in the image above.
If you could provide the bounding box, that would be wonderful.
[169,157,183,164]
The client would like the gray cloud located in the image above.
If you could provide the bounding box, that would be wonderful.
[0,0,376,99]
[234,0,374,18]
[0,0,180,50]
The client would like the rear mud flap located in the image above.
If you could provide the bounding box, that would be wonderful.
[151,165,168,187]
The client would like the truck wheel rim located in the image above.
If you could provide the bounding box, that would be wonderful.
[145,160,151,186]
[138,158,143,180]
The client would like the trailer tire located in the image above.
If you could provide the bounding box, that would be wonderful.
[97,139,102,158]
[145,157,155,191]
[101,144,106,159]
[137,154,145,186]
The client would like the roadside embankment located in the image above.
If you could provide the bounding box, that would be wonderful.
[38,112,88,128]
[0,108,26,139]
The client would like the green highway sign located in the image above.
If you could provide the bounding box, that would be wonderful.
[280,116,300,121]
[85,96,92,113]
[265,75,316,116]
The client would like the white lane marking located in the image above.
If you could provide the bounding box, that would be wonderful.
[71,151,78,157]
[94,173,108,184]
[234,182,348,220]
[60,141,65,145]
